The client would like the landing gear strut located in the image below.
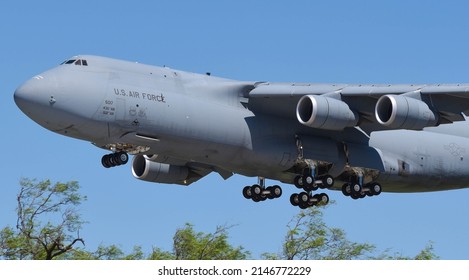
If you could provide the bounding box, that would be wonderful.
[290,167,334,208]
[102,151,129,168]
[242,177,282,202]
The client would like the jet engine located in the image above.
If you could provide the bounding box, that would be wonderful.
[296,95,358,130]
[132,155,190,184]
[375,95,438,130]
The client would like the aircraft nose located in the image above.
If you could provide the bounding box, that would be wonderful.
[14,74,60,126]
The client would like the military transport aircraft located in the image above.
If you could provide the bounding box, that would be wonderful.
[14,55,469,209]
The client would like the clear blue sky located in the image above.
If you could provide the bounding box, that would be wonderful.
[3,0,469,259]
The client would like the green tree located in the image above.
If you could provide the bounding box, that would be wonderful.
[63,224,249,260]
[413,242,438,260]
[63,245,146,260]
[151,223,249,260]
[263,206,375,260]
[263,205,438,260]
[374,241,439,260]
[0,178,86,260]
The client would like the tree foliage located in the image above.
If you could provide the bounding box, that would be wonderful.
[169,223,249,260]
[263,206,375,260]
[0,178,438,260]
[62,245,146,260]
[0,178,86,259]
[263,205,438,260]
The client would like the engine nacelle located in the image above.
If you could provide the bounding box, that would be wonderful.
[296,95,358,130]
[375,95,438,129]
[132,155,190,185]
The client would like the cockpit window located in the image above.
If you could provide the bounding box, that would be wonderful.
[60,59,88,66]
[61,59,76,65]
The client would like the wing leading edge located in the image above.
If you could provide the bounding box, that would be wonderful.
[248,82,469,134]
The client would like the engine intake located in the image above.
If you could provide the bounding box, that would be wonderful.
[132,155,190,185]
[375,95,438,129]
[296,95,358,130]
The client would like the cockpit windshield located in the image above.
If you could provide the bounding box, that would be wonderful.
[60,59,88,66]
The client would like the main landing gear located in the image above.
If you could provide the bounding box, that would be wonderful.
[242,177,283,202]
[341,180,382,199]
[289,171,334,209]
[101,151,129,168]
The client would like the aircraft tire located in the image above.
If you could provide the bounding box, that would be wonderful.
[341,183,351,196]
[351,183,362,195]
[272,185,282,198]
[319,193,329,205]
[242,186,252,199]
[252,195,261,202]
[321,175,334,189]
[312,194,321,206]
[302,175,315,191]
[290,193,299,206]
[116,152,129,165]
[298,192,309,204]
[369,182,382,196]
[251,184,262,196]
[266,186,275,199]
[299,201,309,209]
[101,155,112,168]
[294,175,303,189]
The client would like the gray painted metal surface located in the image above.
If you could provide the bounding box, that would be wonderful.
[13,55,469,207]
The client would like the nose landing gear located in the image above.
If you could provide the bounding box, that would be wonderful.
[101,151,129,168]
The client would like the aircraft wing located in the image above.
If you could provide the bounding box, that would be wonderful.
[184,163,233,186]
[247,82,469,133]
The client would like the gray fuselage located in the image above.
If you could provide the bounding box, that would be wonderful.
[14,55,469,194]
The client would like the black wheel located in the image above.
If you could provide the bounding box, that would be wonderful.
[302,175,316,191]
[351,183,362,195]
[251,184,262,196]
[242,186,252,199]
[318,193,329,205]
[290,193,299,206]
[299,201,309,209]
[252,195,261,202]
[298,192,310,204]
[303,184,315,192]
[101,155,112,168]
[271,185,282,198]
[294,175,303,188]
[311,194,321,206]
[108,154,117,166]
[369,182,382,196]
[116,151,129,165]
[266,186,275,199]
[321,175,334,189]
[342,183,351,196]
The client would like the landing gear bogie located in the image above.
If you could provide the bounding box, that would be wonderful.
[290,192,329,209]
[101,152,129,168]
[342,180,383,200]
[242,180,283,203]
[294,173,335,192]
